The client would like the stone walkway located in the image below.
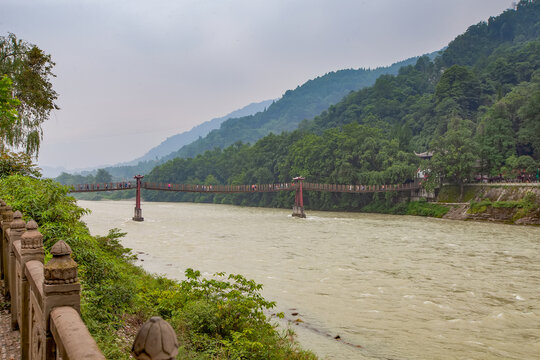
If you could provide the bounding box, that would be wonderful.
[0,280,20,360]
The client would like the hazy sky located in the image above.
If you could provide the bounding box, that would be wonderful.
[1,0,512,170]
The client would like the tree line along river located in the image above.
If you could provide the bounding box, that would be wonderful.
[80,200,540,360]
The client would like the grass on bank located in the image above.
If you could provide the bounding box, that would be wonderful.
[468,191,537,221]
[361,198,449,218]
[0,175,316,360]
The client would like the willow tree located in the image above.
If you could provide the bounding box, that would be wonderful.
[0,33,58,156]
[0,75,20,131]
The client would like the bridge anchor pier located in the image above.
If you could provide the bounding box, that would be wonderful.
[133,207,144,222]
[292,176,306,218]
[292,205,305,218]
[132,175,144,221]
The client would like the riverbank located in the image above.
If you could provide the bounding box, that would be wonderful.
[438,184,540,225]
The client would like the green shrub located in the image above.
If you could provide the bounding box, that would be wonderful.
[406,200,449,218]
[468,199,493,214]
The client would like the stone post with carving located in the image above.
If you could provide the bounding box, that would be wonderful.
[20,220,45,360]
[9,210,25,330]
[132,316,179,360]
[1,204,13,295]
[43,240,81,359]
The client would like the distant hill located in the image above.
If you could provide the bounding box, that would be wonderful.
[121,99,275,166]
[41,165,68,179]
[163,52,440,161]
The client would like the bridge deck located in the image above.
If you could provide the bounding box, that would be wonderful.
[69,181,420,193]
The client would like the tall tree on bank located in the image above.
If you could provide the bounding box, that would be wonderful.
[427,118,477,201]
[0,75,19,132]
[476,102,516,176]
[0,33,58,156]
[94,168,113,183]
[0,75,41,178]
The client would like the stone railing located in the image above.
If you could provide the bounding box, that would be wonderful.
[0,199,179,359]
[0,200,105,359]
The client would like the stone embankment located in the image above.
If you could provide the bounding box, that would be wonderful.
[440,184,540,225]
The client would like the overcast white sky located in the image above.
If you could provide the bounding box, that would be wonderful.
[1,0,512,170]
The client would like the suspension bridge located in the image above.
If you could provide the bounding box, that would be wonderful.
[69,175,421,220]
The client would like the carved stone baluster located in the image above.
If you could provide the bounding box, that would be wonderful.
[9,210,25,330]
[43,240,81,360]
[132,316,179,360]
[20,220,45,360]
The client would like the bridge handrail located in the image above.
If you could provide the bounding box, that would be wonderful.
[70,180,419,193]
[141,182,297,193]
[70,181,134,192]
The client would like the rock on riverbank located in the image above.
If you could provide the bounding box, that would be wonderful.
[439,185,540,225]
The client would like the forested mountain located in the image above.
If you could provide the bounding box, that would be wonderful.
[142,0,540,209]
[162,53,438,161]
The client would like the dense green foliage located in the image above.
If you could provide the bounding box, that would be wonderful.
[0,175,315,359]
[143,1,540,209]
[0,75,20,139]
[404,200,450,218]
[424,118,477,199]
[0,76,43,179]
[0,150,41,179]
[0,33,58,156]
[143,125,418,211]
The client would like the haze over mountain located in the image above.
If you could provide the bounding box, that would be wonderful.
[163,52,439,162]
[56,52,437,181]
[93,53,438,180]
[56,51,438,179]
[120,99,275,166]
[41,99,273,178]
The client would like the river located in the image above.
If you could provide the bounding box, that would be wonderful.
[79,200,540,360]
